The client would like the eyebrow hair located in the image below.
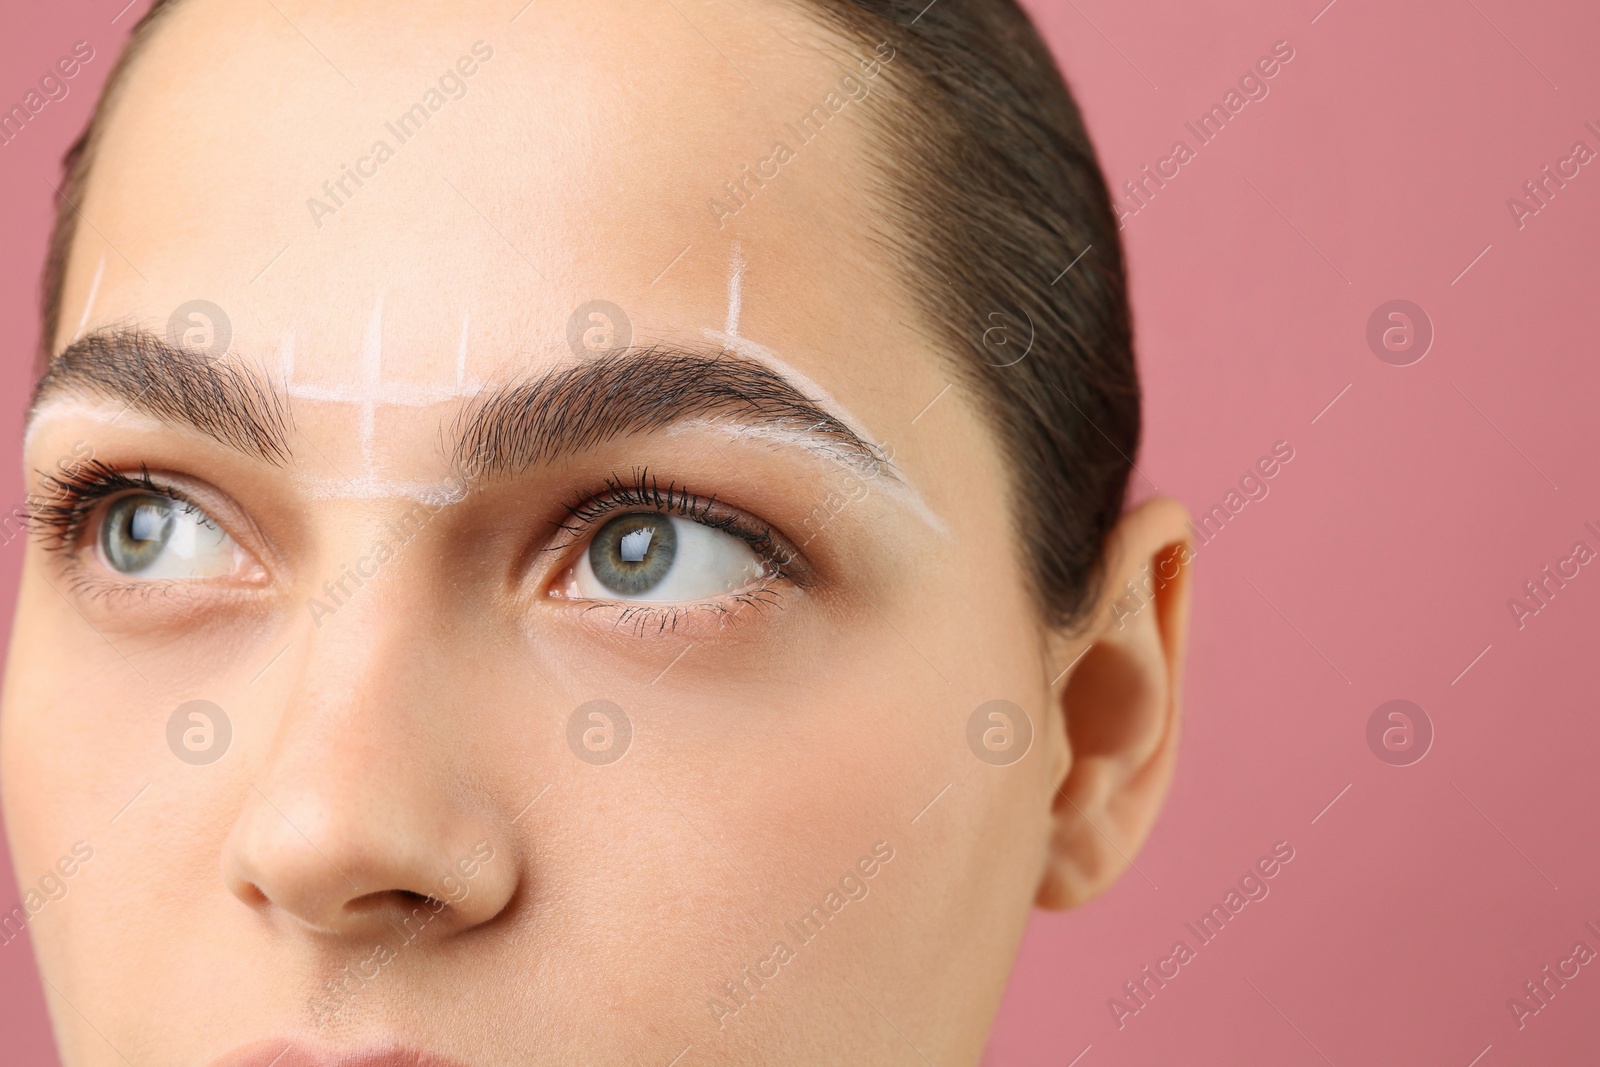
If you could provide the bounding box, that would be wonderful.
[29,332,888,485]
[452,345,890,480]
[31,327,294,465]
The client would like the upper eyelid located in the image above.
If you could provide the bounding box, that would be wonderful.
[550,474,748,540]
[544,484,798,570]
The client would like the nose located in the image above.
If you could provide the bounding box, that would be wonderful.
[223,593,518,938]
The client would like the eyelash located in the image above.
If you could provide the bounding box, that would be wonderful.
[549,468,807,636]
[30,461,211,555]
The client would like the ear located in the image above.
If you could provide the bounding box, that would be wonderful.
[1035,496,1193,911]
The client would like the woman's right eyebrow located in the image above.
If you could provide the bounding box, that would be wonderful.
[31,327,294,465]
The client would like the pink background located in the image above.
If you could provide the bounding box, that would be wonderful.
[3,1,1598,1064]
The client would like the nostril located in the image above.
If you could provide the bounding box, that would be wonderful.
[344,888,448,920]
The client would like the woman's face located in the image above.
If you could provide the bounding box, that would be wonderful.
[1,2,1176,1064]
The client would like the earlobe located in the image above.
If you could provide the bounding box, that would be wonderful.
[1035,497,1194,911]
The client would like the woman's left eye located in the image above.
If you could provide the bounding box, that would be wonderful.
[97,492,246,580]
[569,512,769,602]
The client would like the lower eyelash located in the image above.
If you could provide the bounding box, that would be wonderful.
[585,587,787,637]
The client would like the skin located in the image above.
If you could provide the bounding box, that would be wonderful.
[1,1,1193,1064]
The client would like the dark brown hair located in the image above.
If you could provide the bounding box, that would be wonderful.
[39,0,1139,629]
[802,0,1141,627]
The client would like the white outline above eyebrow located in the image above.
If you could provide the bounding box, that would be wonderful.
[704,245,948,537]
[71,255,105,343]
[665,417,951,538]
[725,242,745,336]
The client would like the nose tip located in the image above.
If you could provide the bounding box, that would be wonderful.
[224,783,514,938]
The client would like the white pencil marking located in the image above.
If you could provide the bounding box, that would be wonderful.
[72,256,106,341]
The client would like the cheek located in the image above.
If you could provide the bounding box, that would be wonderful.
[1,580,115,873]
[1,569,246,993]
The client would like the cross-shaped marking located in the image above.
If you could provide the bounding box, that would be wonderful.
[282,297,481,501]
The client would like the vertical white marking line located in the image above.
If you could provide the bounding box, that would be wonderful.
[277,329,296,384]
[359,295,385,478]
[72,256,107,341]
[725,243,745,338]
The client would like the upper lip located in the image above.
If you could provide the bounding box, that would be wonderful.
[207,1042,471,1067]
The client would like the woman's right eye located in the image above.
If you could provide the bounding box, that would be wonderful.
[97,492,249,580]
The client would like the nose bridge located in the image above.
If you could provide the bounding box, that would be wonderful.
[224,545,516,936]
[305,496,450,625]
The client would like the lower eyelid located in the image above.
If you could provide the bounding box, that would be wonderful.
[569,588,789,638]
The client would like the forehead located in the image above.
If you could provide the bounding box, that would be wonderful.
[63,0,919,400]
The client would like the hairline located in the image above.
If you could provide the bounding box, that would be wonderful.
[38,0,189,374]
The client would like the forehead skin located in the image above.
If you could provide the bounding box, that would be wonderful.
[58,0,943,428]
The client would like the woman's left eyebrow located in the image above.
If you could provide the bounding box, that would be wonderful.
[450,345,894,482]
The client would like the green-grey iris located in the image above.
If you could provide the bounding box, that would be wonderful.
[101,494,176,574]
[588,512,678,595]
